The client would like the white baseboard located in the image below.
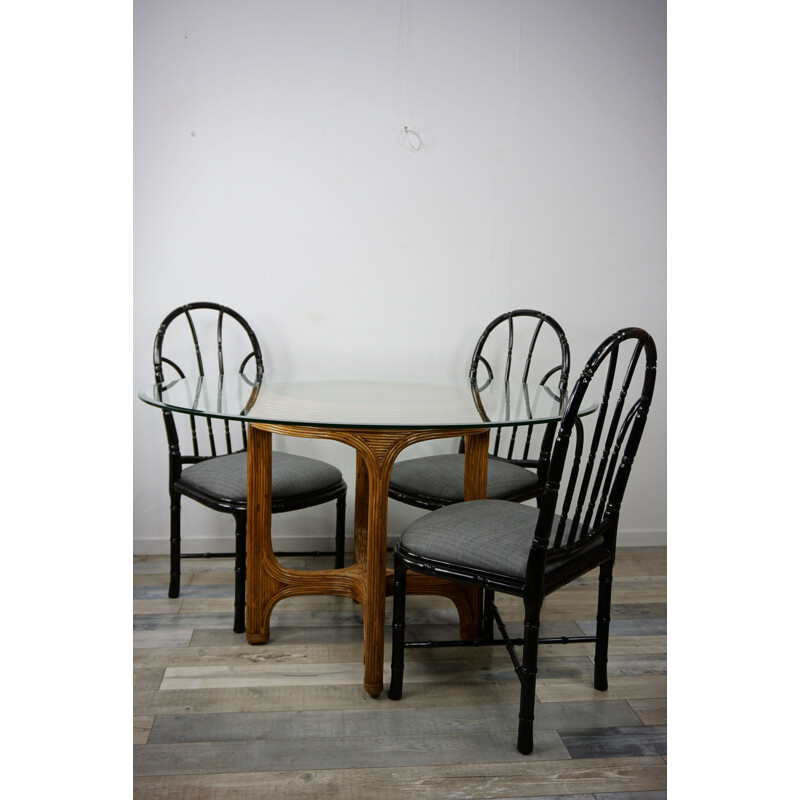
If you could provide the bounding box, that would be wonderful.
[133,529,667,556]
[617,529,667,548]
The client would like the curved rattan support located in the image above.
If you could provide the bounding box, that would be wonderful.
[388,327,657,754]
[246,422,490,696]
[152,302,348,631]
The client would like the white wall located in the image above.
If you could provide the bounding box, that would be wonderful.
[133,0,666,553]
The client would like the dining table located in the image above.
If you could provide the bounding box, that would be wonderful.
[139,375,597,695]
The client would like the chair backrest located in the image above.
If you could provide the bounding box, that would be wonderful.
[153,302,264,463]
[467,310,570,472]
[531,327,657,567]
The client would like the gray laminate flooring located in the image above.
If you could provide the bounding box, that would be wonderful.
[133,547,666,799]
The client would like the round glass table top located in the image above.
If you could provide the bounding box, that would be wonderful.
[138,376,597,430]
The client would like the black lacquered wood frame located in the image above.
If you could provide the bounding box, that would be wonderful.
[387,309,571,511]
[152,302,347,632]
[388,327,658,755]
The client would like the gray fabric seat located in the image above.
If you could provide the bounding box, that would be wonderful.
[177,450,344,504]
[400,499,540,581]
[399,498,604,583]
[389,454,539,505]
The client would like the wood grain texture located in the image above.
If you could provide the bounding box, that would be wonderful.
[134,547,667,798]
[246,423,489,694]
[132,757,667,799]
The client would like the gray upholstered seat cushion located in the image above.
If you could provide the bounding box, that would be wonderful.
[400,500,539,580]
[389,454,539,503]
[176,450,343,503]
[398,499,605,582]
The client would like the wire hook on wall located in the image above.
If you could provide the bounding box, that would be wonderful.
[403,126,422,151]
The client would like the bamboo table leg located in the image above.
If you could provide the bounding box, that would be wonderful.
[246,423,490,696]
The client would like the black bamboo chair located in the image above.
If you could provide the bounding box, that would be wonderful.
[388,309,570,511]
[152,302,347,633]
[388,327,657,754]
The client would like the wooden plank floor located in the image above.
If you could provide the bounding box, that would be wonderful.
[134,547,666,799]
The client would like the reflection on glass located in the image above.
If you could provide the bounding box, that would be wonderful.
[140,376,594,429]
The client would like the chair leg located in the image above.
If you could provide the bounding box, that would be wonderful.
[334,493,346,570]
[387,555,408,701]
[233,511,247,633]
[168,490,181,598]
[480,589,495,641]
[517,597,542,755]
[594,562,614,691]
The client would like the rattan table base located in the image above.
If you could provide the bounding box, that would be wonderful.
[245,423,489,696]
